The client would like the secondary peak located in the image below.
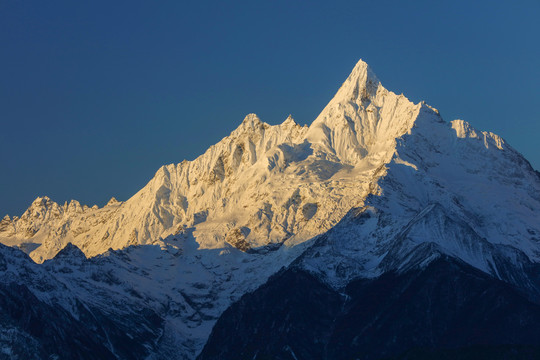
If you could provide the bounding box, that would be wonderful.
[281,114,298,127]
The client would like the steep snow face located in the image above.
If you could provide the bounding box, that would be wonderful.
[1,60,424,262]
[300,105,540,290]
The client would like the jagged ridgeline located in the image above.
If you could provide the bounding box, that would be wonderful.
[1,60,426,263]
[1,60,540,359]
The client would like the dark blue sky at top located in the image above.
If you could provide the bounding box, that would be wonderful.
[1,0,539,216]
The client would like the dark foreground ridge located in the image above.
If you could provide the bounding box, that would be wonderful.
[199,256,540,360]
[0,243,163,360]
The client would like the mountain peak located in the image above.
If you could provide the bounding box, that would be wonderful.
[242,113,262,125]
[350,58,372,75]
[107,197,120,206]
[331,59,380,104]
[31,196,52,207]
[232,113,269,136]
[305,59,418,165]
[281,114,298,128]
[52,242,86,260]
[24,196,59,216]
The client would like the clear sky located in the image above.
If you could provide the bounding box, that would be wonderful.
[1,0,539,217]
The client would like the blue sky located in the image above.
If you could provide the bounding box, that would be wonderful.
[1,0,539,216]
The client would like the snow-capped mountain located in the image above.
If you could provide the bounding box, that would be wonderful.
[0,60,423,263]
[1,59,540,359]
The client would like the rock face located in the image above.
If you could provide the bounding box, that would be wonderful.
[1,59,540,359]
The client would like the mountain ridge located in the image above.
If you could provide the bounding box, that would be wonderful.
[2,59,427,263]
[1,59,540,359]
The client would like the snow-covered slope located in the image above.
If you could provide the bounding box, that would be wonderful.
[1,60,424,263]
[299,103,540,291]
[0,243,164,359]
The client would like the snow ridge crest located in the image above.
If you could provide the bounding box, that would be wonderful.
[0,59,526,265]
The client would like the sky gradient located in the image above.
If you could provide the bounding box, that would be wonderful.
[1,0,539,217]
